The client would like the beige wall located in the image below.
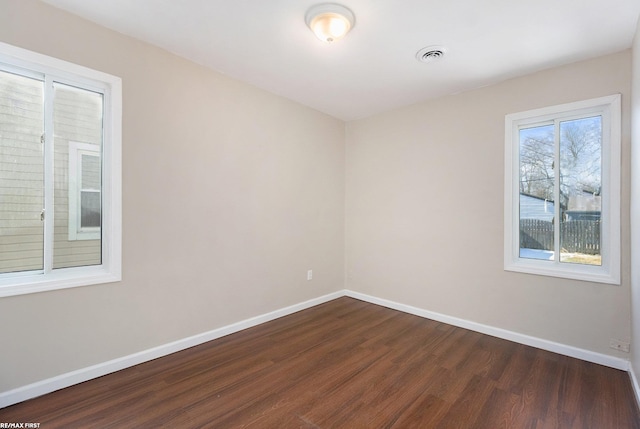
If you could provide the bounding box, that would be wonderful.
[0,0,345,391]
[631,18,640,379]
[346,50,632,356]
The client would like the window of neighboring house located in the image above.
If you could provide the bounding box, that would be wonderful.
[0,42,121,297]
[68,142,101,241]
[504,95,621,284]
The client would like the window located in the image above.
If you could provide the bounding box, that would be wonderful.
[0,42,121,297]
[504,95,620,284]
[69,142,101,241]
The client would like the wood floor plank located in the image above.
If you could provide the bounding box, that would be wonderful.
[1,297,639,428]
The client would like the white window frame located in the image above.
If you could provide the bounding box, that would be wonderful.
[504,95,621,285]
[68,142,101,241]
[0,42,122,297]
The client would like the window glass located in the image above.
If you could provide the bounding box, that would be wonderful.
[519,124,554,261]
[0,77,104,273]
[0,70,44,274]
[52,83,103,269]
[559,116,601,266]
[80,191,101,228]
[517,117,602,266]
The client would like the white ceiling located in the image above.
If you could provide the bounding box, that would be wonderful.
[41,0,640,121]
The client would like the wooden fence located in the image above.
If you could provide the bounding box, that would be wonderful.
[520,219,600,255]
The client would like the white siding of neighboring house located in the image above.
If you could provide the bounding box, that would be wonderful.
[519,193,554,222]
[0,72,44,274]
[567,192,601,212]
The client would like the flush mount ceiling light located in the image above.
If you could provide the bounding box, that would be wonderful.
[416,45,447,63]
[305,3,355,43]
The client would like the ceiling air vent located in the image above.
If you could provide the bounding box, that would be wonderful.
[416,46,447,63]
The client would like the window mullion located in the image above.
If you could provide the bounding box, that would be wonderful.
[42,76,55,274]
[553,119,561,263]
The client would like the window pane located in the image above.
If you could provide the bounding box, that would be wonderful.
[80,191,101,228]
[52,83,103,269]
[81,153,100,190]
[559,116,602,266]
[0,70,44,274]
[519,124,554,260]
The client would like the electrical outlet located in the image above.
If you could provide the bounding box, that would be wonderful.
[609,339,630,353]
[307,270,313,281]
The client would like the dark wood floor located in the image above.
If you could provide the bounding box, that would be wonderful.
[2,297,639,428]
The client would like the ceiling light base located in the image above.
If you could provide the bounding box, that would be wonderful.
[305,3,355,43]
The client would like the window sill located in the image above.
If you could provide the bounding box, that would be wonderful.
[0,266,121,297]
[504,258,619,285]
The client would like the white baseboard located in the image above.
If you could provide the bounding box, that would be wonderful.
[630,364,640,411]
[1,288,632,409]
[0,290,344,409]
[344,290,631,371]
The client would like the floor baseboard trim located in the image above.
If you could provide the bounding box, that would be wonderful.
[344,290,630,371]
[0,290,344,409]
[630,364,640,411]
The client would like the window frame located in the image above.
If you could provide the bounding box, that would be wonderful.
[504,95,621,285]
[0,42,121,297]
